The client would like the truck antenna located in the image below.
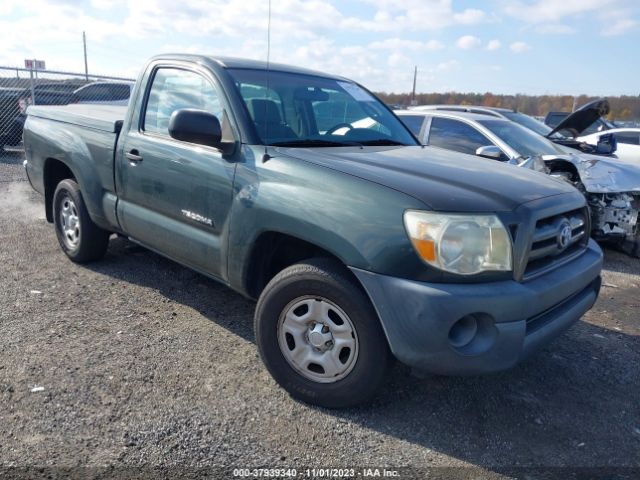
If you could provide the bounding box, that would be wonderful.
[262,0,272,162]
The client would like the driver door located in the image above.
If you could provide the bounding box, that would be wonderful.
[116,66,236,278]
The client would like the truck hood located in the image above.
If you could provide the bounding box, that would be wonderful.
[275,145,577,212]
[547,99,610,138]
[542,152,640,194]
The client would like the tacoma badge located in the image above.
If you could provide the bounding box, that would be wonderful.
[181,209,213,226]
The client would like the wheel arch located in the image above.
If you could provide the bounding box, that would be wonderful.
[546,159,580,183]
[243,231,366,300]
[43,157,77,223]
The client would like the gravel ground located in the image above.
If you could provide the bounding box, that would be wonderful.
[1,152,639,479]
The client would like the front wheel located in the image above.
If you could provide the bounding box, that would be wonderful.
[254,258,391,408]
[53,179,110,263]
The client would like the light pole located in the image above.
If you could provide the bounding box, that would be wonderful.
[83,31,89,81]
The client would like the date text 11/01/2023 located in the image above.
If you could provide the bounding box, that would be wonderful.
[232,468,400,477]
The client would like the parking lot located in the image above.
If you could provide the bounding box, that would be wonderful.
[1,152,639,477]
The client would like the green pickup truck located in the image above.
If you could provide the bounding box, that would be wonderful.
[23,54,603,407]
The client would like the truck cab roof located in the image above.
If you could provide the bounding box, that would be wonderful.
[151,54,351,82]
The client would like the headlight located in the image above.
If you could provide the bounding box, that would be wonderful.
[403,211,512,275]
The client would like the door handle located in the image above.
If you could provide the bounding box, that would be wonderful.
[126,150,143,164]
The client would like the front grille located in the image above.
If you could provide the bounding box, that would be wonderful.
[523,208,589,280]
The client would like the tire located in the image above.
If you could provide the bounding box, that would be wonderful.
[255,258,391,408]
[53,179,110,263]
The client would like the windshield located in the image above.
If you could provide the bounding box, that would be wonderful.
[501,111,555,137]
[227,68,417,147]
[479,119,565,157]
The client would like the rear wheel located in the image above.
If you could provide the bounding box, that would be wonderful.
[255,258,391,408]
[53,179,110,263]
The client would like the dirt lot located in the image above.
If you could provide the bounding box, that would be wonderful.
[1,152,639,479]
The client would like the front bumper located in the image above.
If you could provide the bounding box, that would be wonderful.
[350,239,602,375]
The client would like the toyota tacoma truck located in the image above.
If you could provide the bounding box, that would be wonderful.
[23,54,603,408]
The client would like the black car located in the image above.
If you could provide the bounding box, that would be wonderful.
[0,87,25,150]
[545,108,616,136]
[542,99,617,155]
[0,82,81,150]
[71,82,133,105]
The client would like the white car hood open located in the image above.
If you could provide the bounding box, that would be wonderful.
[541,153,640,194]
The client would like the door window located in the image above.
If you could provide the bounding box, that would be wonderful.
[615,133,640,145]
[144,68,222,136]
[108,84,132,101]
[428,117,494,155]
[76,84,112,101]
[75,83,131,102]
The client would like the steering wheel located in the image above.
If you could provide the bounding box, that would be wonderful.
[325,123,354,135]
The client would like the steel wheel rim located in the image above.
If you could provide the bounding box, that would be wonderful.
[59,195,80,250]
[277,296,359,383]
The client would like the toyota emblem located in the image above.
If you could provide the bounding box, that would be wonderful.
[557,222,573,250]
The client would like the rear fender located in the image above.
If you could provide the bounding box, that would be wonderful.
[24,115,116,230]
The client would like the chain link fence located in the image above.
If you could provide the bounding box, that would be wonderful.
[0,66,134,152]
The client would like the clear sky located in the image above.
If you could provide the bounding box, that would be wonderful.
[1,0,638,96]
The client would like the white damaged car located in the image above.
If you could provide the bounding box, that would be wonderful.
[396,109,640,256]
[577,128,640,165]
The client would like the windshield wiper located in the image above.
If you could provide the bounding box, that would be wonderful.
[269,139,363,148]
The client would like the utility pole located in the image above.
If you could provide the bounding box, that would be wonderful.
[83,31,89,81]
[29,60,36,106]
[411,66,417,106]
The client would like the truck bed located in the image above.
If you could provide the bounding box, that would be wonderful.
[27,104,126,133]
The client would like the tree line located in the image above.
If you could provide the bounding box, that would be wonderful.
[375,91,640,121]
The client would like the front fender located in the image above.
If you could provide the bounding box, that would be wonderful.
[225,147,427,293]
[544,153,640,194]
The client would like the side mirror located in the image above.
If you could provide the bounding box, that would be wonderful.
[596,133,617,155]
[169,109,222,148]
[475,145,503,160]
